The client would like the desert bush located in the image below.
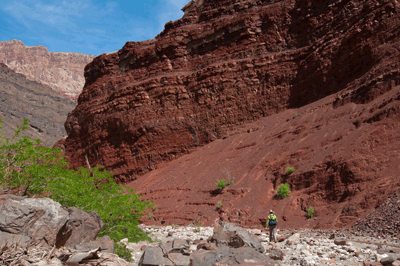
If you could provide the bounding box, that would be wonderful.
[286,167,295,174]
[276,183,291,198]
[216,179,233,190]
[306,207,314,218]
[0,119,152,245]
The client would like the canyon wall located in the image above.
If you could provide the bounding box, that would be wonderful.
[64,0,400,182]
[0,63,75,146]
[131,86,400,229]
[0,40,94,101]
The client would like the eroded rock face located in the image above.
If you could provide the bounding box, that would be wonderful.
[0,40,94,101]
[0,63,75,146]
[130,86,400,228]
[64,0,400,183]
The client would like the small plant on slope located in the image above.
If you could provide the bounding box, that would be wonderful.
[216,179,233,190]
[276,183,291,198]
[306,207,315,219]
[286,167,295,174]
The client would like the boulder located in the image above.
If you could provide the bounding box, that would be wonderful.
[0,195,103,248]
[334,238,347,246]
[0,195,69,246]
[72,235,115,253]
[269,247,285,260]
[285,233,300,245]
[0,231,32,249]
[57,207,103,248]
[138,246,173,266]
[170,238,189,253]
[191,246,270,266]
[210,222,265,253]
[190,249,222,266]
[380,255,396,265]
[232,247,271,264]
[363,261,383,266]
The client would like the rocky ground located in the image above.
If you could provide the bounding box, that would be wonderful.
[122,224,400,266]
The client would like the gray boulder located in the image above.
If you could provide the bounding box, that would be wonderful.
[210,222,265,253]
[380,255,396,265]
[57,207,103,248]
[0,195,69,247]
[269,247,285,260]
[191,246,271,266]
[334,238,347,245]
[138,246,173,266]
[0,231,32,248]
[72,235,115,253]
[0,195,103,248]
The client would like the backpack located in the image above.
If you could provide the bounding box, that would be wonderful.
[268,215,277,225]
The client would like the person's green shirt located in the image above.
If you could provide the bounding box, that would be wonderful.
[266,214,277,227]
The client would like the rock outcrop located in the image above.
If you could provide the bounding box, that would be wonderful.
[0,195,107,250]
[0,40,93,101]
[64,0,400,181]
[131,85,400,228]
[62,0,400,227]
[0,63,75,146]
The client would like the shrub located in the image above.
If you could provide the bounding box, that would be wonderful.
[0,119,152,245]
[216,179,233,190]
[286,167,295,174]
[217,201,222,208]
[276,183,291,198]
[306,207,314,218]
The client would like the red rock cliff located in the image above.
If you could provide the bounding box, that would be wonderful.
[64,0,400,184]
[0,40,94,101]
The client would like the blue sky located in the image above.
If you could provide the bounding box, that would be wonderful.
[0,0,191,55]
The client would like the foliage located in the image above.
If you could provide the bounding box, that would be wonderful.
[286,167,295,174]
[217,201,222,208]
[193,218,201,233]
[0,119,152,244]
[276,183,291,198]
[115,242,133,262]
[306,207,314,219]
[215,179,233,190]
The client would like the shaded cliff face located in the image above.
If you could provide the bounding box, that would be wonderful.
[0,40,94,101]
[64,0,400,183]
[130,86,400,229]
[0,63,75,146]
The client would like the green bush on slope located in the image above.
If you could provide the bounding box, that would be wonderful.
[0,119,152,245]
[276,183,291,198]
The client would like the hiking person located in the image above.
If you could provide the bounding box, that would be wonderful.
[266,210,277,243]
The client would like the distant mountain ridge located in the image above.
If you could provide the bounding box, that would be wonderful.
[0,63,75,146]
[0,40,94,102]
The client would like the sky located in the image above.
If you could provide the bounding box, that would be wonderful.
[0,0,191,56]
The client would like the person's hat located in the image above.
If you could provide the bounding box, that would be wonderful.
[269,210,273,213]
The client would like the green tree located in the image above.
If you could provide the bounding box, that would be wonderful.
[0,119,152,246]
[276,183,291,198]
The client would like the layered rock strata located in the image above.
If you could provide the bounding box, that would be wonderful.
[0,40,93,101]
[0,63,75,146]
[130,85,400,228]
[64,0,400,183]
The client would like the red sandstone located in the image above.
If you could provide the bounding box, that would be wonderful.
[63,0,400,228]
